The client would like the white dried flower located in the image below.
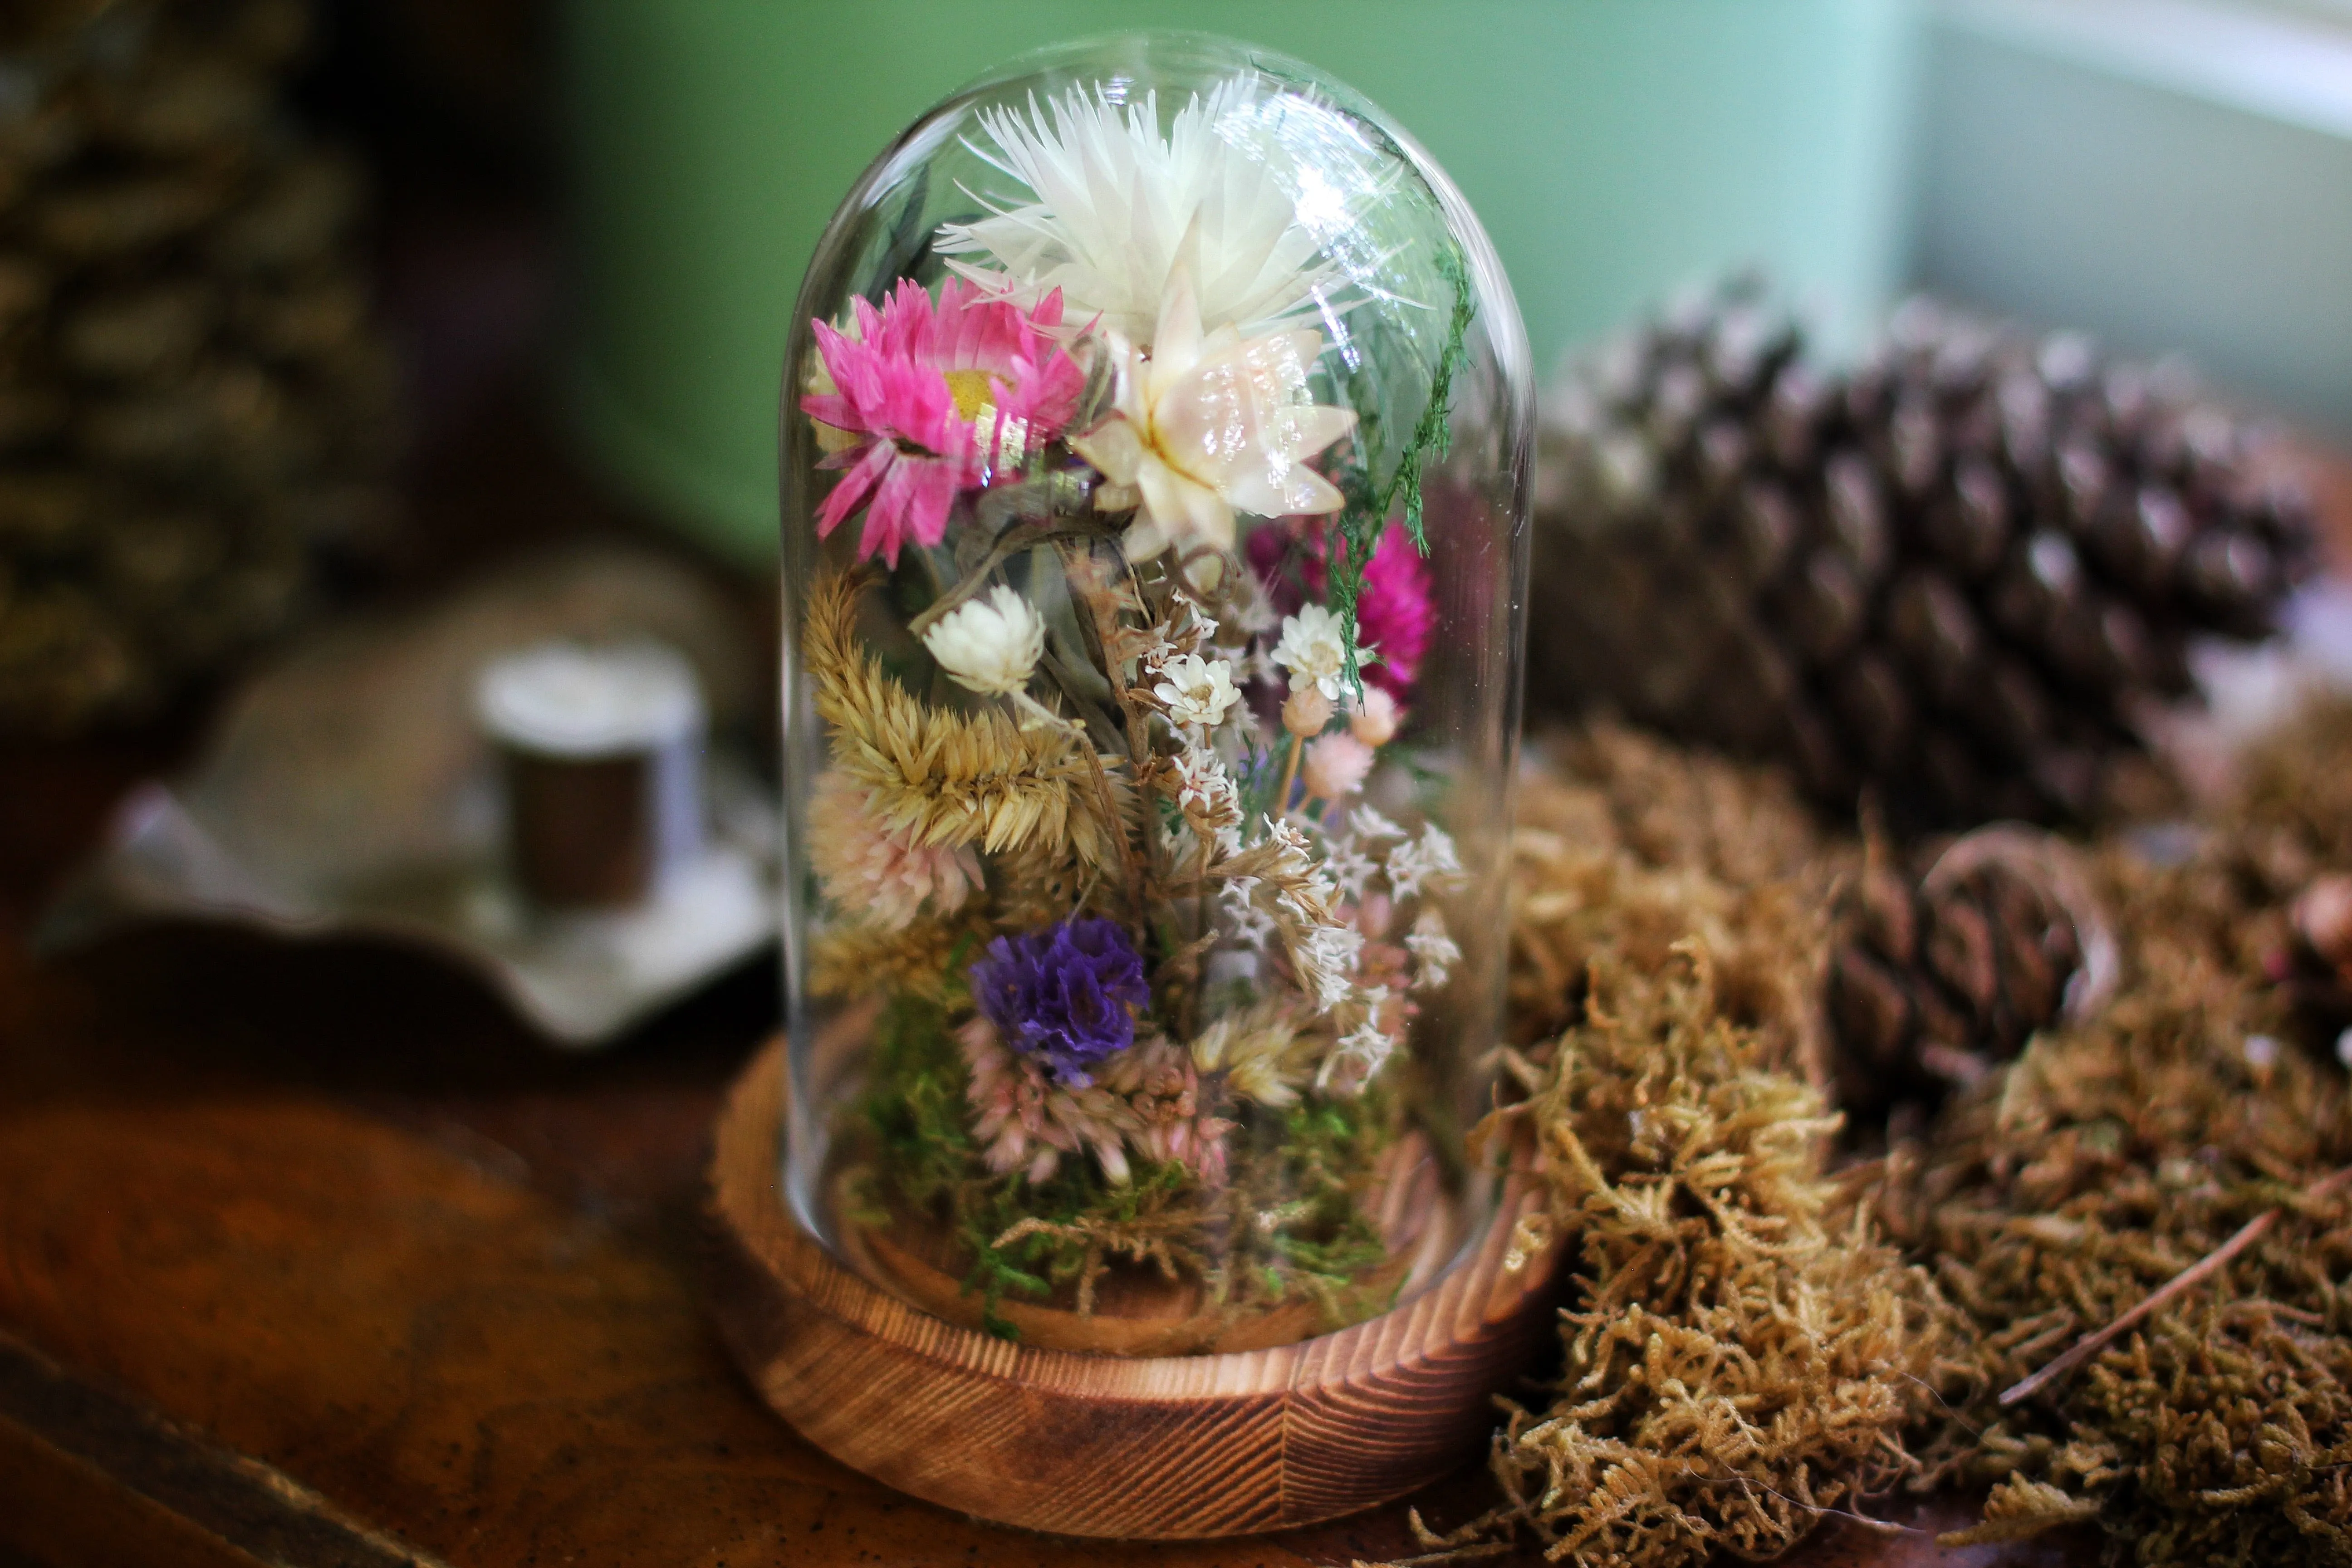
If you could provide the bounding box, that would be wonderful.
[1386,823,1464,900]
[1289,922,1363,1014]
[1404,909,1460,992]
[1152,652,1240,729]
[935,78,1344,345]
[1071,269,1356,559]
[1348,804,1406,845]
[1324,839,1376,904]
[1218,876,1278,951]
[1171,743,1239,818]
[1319,1011,1396,1094]
[921,585,1044,696]
[1271,603,1353,701]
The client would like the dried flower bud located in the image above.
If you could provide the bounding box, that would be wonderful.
[1303,733,1375,801]
[1348,685,1400,746]
[1282,686,1333,737]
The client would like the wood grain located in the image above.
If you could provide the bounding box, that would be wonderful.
[708,1037,1566,1539]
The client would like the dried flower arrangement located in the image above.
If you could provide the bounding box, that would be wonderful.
[787,72,1504,1348]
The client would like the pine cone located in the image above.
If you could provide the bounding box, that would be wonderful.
[2278,874,2352,1064]
[1529,277,2321,833]
[0,0,399,735]
[1827,823,2114,1124]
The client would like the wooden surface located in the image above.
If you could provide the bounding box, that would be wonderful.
[708,1041,1563,1538]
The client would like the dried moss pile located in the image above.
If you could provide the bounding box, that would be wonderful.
[1413,704,2352,1568]
[1387,727,1956,1567]
[1406,947,1961,1568]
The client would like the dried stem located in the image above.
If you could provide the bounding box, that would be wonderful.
[1999,1162,2352,1407]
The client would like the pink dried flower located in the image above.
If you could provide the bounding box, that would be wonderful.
[1302,732,1375,801]
[808,770,980,931]
[802,279,1084,565]
[1101,1035,1234,1186]
[960,1016,1137,1184]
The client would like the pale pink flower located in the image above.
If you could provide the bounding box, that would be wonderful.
[960,1017,1137,1185]
[808,770,980,931]
[1302,732,1375,802]
[1101,1035,1234,1186]
[802,279,1084,565]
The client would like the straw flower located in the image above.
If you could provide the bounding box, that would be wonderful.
[1070,266,1356,560]
[936,77,1341,345]
[1151,652,1240,730]
[1272,603,1357,701]
[802,279,1083,565]
[807,770,980,931]
[921,584,1044,696]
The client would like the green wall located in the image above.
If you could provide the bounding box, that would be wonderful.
[561,1,1919,566]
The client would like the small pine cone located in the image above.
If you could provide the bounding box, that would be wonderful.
[1828,823,2115,1126]
[2278,875,2352,1063]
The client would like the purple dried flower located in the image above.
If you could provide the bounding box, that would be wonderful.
[969,917,1150,1085]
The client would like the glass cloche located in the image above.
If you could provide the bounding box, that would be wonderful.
[778,32,1531,1355]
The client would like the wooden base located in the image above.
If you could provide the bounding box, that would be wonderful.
[704,1038,1565,1539]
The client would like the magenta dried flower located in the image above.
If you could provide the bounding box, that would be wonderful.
[970,917,1151,1085]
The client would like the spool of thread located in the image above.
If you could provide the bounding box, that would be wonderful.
[473,641,706,909]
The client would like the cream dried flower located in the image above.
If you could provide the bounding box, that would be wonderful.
[1272,603,1357,701]
[1404,908,1460,992]
[1071,266,1356,560]
[921,584,1044,696]
[808,770,981,931]
[936,78,1343,346]
[1217,876,1278,951]
[1152,652,1240,729]
[1191,1002,1318,1109]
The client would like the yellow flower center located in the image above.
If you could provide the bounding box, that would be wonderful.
[941,368,1003,422]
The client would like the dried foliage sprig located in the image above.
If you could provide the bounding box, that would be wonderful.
[804,565,1134,872]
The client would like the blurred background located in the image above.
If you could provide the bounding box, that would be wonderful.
[4,0,2348,952]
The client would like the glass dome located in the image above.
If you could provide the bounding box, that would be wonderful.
[778,32,1532,1354]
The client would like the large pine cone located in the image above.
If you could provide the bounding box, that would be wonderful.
[0,0,399,734]
[1529,277,2319,833]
